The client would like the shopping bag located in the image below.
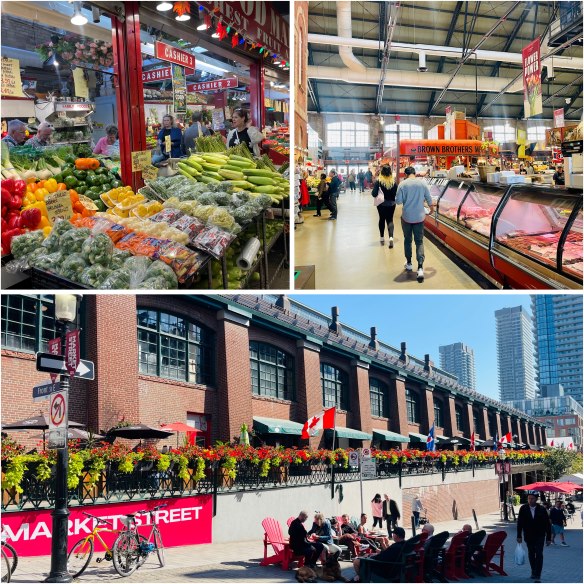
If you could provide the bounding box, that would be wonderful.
[514,543,526,566]
[373,193,384,206]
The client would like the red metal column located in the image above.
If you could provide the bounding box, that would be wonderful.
[112,2,146,190]
[249,62,265,130]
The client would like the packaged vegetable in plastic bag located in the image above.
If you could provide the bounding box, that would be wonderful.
[110,249,132,270]
[81,232,113,267]
[43,219,74,252]
[79,264,112,288]
[145,260,178,289]
[192,205,215,223]
[208,207,239,234]
[116,233,169,258]
[137,276,175,290]
[59,253,88,282]
[213,191,232,206]
[170,215,205,244]
[124,255,152,273]
[195,192,218,206]
[99,268,132,289]
[230,191,252,206]
[59,227,91,254]
[158,242,207,284]
[149,208,184,224]
[193,226,236,260]
[232,203,259,225]
[11,231,45,260]
[30,251,64,273]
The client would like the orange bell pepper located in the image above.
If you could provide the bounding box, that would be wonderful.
[57,183,67,191]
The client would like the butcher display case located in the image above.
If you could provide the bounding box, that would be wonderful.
[427,179,583,289]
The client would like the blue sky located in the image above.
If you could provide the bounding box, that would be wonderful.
[289,293,533,400]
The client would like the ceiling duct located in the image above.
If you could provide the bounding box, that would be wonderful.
[336,1,367,73]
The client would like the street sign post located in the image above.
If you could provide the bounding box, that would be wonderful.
[65,329,80,377]
[48,428,68,449]
[32,380,61,401]
[36,353,95,380]
[49,391,67,429]
[360,459,376,479]
[349,451,359,467]
[361,447,372,459]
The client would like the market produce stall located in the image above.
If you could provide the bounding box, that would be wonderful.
[1,137,289,290]
[425,178,582,289]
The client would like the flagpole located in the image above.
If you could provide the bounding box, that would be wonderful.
[330,408,336,500]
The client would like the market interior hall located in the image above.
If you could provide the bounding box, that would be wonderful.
[293,1,583,291]
[1,1,291,292]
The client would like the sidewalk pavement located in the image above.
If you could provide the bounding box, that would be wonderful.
[11,509,583,583]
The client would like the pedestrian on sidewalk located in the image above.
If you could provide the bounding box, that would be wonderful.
[371,494,384,528]
[371,165,398,247]
[395,166,434,282]
[348,169,356,192]
[314,173,327,217]
[517,493,552,583]
[549,500,569,546]
[382,493,401,532]
[412,493,426,529]
[357,170,365,193]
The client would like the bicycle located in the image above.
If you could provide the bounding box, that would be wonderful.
[0,537,18,583]
[112,504,167,577]
[67,512,122,578]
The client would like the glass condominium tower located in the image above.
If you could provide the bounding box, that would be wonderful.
[495,306,537,402]
[531,295,583,403]
[439,342,476,391]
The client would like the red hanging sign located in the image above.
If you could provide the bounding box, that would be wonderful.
[522,38,542,118]
[187,76,238,92]
[554,108,565,128]
[155,41,196,70]
[142,67,172,83]
[65,329,80,377]
[48,337,61,384]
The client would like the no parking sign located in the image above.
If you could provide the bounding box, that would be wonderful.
[349,451,359,467]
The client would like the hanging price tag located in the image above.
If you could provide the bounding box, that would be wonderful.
[131,150,152,172]
[142,164,159,181]
[45,190,73,225]
[164,134,172,154]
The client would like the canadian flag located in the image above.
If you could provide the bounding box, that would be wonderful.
[498,432,512,445]
[302,407,336,439]
[471,432,476,451]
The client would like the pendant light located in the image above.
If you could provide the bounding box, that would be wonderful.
[71,2,88,26]
[156,2,173,10]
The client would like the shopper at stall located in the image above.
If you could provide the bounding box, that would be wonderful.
[396,166,434,282]
[314,173,328,217]
[227,108,263,157]
[553,166,565,186]
[324,169,341,220]
[348,169,356,192]
[371,165,398,247]
[153,115,184,164]
[182,112,209,154]
[2,120,27,149]
[365,169,373,189]
[93,124,118,156]
[357,170,365,193]
[527,162,535,176]
[26,122,53,148]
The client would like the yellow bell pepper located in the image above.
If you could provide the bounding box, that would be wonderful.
[38,216,51,229]
[23,194,37,206]
[42,226,52,238]
[27,200,49,219]
[44,178,58,193]
[35,188,49,200]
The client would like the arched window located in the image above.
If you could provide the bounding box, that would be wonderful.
[250,341,295,400]
[137,309,213,384]
[1,295,57,353]
[327,121,369,148]
[405,388,419,424]
[384,123,423,148]
[433,399,443,428]
[321,363,349,410]
[370,378,389,418]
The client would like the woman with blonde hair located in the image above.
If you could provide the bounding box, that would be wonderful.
[308,512,342,560]
[371,165,398,247]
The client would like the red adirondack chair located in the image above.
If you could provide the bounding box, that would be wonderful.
[409,531,429,583]
[443,531,470,580]
[472,530,507,576]
[260,517,305,571]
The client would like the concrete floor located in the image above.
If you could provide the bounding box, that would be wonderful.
[295,189,482,290]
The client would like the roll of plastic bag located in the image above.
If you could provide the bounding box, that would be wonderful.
[237,237,261,271]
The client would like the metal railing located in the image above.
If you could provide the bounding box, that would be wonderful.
[1,457,544,512]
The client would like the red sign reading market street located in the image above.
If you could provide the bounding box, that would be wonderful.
[143,67,172,83]
[155,41,196,70]
[198,1,289,61]
[187,77,238,92]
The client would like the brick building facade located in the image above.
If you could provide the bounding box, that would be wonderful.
[1,294,547,448]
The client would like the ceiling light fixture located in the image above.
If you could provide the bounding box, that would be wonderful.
[211,32,220,38]
[71,2,88,26]
[176,14,191,21]
[156,2,173,11]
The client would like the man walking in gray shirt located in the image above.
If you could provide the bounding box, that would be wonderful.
[395,167,434,282]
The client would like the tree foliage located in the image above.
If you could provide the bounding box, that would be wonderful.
[543,448,581,480]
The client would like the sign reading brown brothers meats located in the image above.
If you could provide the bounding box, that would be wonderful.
[198,1,289,61]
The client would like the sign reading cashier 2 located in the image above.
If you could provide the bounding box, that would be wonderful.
[198,1,289,61]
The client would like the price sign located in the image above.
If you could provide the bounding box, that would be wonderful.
[164,135,171,154]
[57,111,67,118]
[45,190,73,225]
[142,164,159,181]
[131,149,152,172]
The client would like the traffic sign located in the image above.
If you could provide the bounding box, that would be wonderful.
[65,329,80,376]
[361,447,372,459]
[349,451,360,467]
[48,428,67,449]
[49,391,67,429]
[32,380,61,401]
[361,459,376,479]
[48,337,61,384]
[36,353,95,380]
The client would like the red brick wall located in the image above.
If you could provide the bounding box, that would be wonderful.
[403,478,499,523]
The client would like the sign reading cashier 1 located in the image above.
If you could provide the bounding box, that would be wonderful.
[198,1,289,61]
[154,42,195,70]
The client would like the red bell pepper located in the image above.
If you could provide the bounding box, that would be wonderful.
[9,195,22,210]
[1,187,11,207]
[7,212,22,230]
[1,228,23,255]
[12,180,26,197]
[20,207,41,229]
[1,179,15,193]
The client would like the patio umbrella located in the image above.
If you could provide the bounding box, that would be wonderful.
[32,428,105,442]
[558,473,583,485]
[3,414,85,449]
[555,481,583,492]
[160,422,199,447]
[106,424,174,440]
[516,482,573,493]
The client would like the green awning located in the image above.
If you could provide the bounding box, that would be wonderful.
[409,432,428,442]
[325,428,372,440]
[372,429,410,443]
[253,416,304,435]
[436,435,449,441]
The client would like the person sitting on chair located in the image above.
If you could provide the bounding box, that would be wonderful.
[352,527,407,583]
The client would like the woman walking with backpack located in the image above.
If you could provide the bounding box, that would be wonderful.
[371,165,398,247]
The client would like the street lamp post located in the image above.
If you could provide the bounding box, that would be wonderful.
[46,294,81,583]
[498,448,508,521]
